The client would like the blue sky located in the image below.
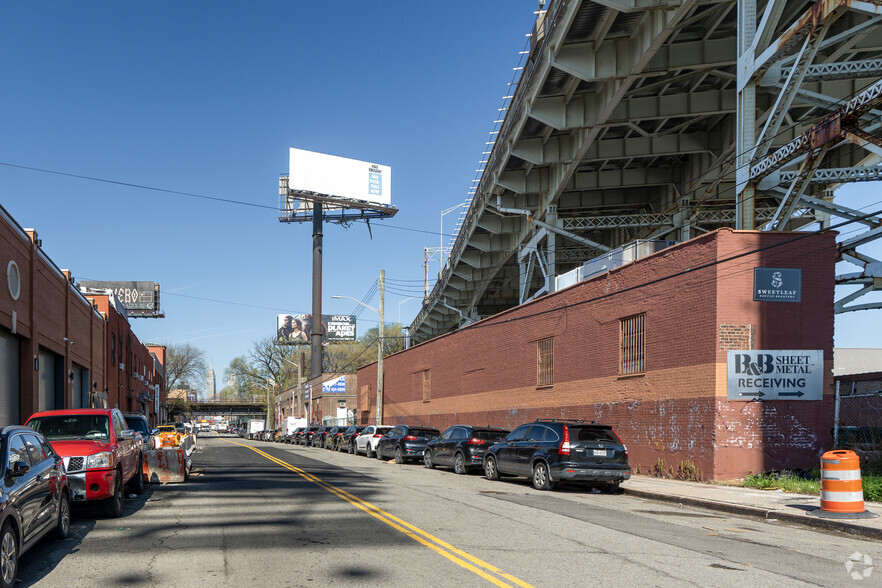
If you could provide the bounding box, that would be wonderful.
[1,2,879,390]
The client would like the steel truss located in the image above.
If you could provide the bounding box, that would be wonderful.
[737,0,882,313]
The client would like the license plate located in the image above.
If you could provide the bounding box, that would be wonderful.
[593,449,607,457]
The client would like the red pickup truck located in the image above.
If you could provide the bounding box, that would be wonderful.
[25,408,144,517]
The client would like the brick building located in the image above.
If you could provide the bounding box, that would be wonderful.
[357,229,837,480]
[0,204,165,427]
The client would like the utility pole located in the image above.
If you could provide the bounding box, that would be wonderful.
[311,200,323,382]
[377,270,384,425]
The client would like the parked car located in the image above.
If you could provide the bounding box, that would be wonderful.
[354,425,393,457]
[123,413,157,450]
[483,420,631,491]
[324,426,347,450]
[25,408,144,517]
[424,426,510,474]
[375,426,440,464]
[286,427,305,444]
[0,425,70,588]
[298,426,319,446]
[339,425,365,453]
[311,426,332,447]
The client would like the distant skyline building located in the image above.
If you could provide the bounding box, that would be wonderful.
[206,359,216,401]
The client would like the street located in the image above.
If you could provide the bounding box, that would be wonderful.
[15,434,878,587]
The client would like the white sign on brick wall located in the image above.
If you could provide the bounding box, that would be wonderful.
[726,350,824,401]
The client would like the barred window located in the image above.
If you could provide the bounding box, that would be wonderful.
[620,314,645,375]
[422,370,431,402]
[538,338,553,386]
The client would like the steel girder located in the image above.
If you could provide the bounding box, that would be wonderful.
[412,0,882,343]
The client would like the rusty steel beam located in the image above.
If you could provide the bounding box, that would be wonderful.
[749,79,882,180]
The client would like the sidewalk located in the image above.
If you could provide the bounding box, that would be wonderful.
[622,475,882,540]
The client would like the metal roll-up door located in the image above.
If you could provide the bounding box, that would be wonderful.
[0,329,20,426]
[38,348,56,411]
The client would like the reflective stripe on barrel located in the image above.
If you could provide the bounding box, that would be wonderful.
[819,450,865,514]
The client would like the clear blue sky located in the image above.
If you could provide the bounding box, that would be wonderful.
[1,2,879,391]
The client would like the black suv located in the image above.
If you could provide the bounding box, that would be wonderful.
[0,426,71,587]
[339,425,365,453]
[483,420,630,491]
[375,425,440,464]
[424,425,509,474]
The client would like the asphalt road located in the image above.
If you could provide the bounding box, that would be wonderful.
[15,434,879,587]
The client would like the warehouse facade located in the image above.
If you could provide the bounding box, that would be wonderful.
[358,229,836,480]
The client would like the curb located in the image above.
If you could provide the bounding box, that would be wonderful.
[623,487,882,542]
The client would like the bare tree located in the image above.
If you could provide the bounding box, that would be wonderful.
[165,343,207,394]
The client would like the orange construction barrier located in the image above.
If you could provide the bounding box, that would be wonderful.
[811,449,878,519]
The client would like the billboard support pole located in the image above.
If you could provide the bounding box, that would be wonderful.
[311,200,323,401]
[377,270,384,426]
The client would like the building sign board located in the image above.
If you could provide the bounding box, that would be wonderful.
[726,350,824,400]
[322,376,347,395]
[275,314,356,345]
[753,268,801,302]
[288,148,392,206]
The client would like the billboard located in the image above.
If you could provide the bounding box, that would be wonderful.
[275,314,356,345]
[726,350,823,401]
[288,148,391,206]
[79,281,161,317]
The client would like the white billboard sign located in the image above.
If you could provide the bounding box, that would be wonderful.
[288,148,391,206]
[726,350,824,401]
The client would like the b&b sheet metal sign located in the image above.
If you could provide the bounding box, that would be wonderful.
[727,350,823,400]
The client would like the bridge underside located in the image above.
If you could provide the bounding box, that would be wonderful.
[412,0,882,343]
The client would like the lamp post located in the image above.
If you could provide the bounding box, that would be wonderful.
[440,203,467,269]
[332,269,384,425]
[283,354,304,419]
[398,296,417,324]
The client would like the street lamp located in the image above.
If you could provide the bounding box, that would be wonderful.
[333,270,385,425]
[441,203,467,269]
[397,296,417,324]
[283,355,305,420]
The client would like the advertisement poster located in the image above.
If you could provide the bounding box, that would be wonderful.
[276,314,356,345]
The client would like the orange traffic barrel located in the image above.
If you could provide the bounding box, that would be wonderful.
[811,450,878,519]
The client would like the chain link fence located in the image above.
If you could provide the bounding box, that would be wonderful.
[835,378,882,459]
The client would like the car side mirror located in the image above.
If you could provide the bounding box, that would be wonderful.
[11,461,30,478]
[151,429,159,435]
[120,429,135,440]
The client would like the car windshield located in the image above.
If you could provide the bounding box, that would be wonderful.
[27,415,110,441]
[125,417,150,436]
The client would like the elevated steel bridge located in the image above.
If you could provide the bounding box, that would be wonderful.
[411,0,882,343]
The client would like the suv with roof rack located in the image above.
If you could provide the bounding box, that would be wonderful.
[482,420,630,491]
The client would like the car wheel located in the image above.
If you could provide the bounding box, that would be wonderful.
[532,462,555,491]
[0,520,18,588]
[55,491,71,540]
[603,482,623,494]
[394,447,405,464]
[102,470,124,518]
[129,456,145,495]
[349,441,356,454]
[453,453,467,475]
[424,450,435,469]
[365,444,373,458]
[376,445,385,460]
[484,456,499,480]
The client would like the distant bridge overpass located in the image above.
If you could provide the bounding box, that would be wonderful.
[412,0,882,343]
[168,401,266,422]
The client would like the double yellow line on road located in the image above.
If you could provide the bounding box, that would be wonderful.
[224,439,533,588]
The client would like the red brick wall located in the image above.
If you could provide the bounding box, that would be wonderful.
[358,229,837,480]
[0,206,164,425]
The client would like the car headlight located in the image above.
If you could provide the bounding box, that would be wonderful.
[86,452,113,469]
